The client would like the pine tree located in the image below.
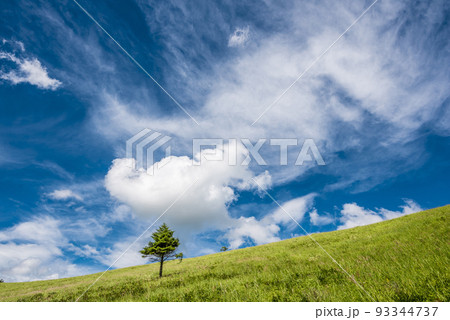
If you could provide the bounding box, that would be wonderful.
[140,223,180,277]
[175,252,183,262]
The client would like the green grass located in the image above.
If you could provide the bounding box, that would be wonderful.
[0,205,448,302]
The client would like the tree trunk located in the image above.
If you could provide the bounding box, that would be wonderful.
[159,256,164,278]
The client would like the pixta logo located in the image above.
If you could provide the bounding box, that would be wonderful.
[126,129,325,174]
[126,129,171,175]
[192,138,325,166]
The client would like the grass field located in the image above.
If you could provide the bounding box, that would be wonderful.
[0,205,448,302]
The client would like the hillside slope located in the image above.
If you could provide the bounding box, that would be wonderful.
[0,205,448,302]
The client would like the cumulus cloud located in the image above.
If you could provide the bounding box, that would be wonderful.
[225,193,316,248]
[338,203,383,230]
[0,40,61,90]
[225,216,280,249]
[226,197,421,247]
[47,189,83,201]
[338,199,423,230]
[0,243,83,282]
[228,26,250,47]
[309,209,335,226]
[0,211,118,282]
[105,142,319,249]
[0,216,87,282]
[105,144,262,236]
[377,199,423,220]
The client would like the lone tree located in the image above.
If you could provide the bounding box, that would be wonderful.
[175,252,183,263]
[140,223,180,277]
[220,246,228,252]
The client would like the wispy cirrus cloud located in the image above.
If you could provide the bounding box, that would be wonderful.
[47,189,83,201]
[0,40,61,90]
[228,26,250,47]
[83,0,450,193]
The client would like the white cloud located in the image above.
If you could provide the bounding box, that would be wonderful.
[91,0,449,194]
[64,217,111,241]
[226,216,280,249]
[0,216,65,245]
[0,40,61,90]
[15,1,443,272]
[109,204,134,222]
[23,0,446,195]
[238,170,272,194]
[0,217,88,282]
[1,39,24,51]
[68,244,100,258]
[105,141,319,249]
[0,212,115,282]
[338,203,383,230]
[0,243,81,282]
[0,57,62,90]
[253,170,272,190]
[338,200,423,230]
[377,199,423,220]
[92,236,147,269]
[47,189,83,201]
[105,143,261,237]
[228,26,250,47]
[309,209,334,226]
[225,193,316,249]
[226,197,422,247]
[265,193,316,227]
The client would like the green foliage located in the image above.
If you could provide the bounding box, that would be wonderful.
[0,279,4,283]
[220,246,228,252]
[140,224,179,277]
[175,253,183,262]
[140,224,180,261]
[0,206,448,302]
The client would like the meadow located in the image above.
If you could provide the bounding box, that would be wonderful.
[0,205,448,302]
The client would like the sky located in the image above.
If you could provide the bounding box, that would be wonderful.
[0,0,449,282]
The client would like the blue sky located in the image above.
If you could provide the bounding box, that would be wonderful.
[0,0,449,282]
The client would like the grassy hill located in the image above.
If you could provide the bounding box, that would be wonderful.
[0,205,448,302]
